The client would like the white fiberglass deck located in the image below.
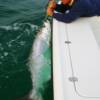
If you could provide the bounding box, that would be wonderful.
[53,17,100,100]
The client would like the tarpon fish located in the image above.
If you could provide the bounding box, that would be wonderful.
[32,20,51,58]
[29,20,51,100]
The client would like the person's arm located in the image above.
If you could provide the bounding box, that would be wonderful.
[53,0,87,23]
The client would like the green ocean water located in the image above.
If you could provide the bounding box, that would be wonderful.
[0,0,53,100]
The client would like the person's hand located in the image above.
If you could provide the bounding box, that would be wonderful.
[47,0,56,16]
[47,7,54,16]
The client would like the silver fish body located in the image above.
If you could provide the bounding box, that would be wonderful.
[29,20,51,100]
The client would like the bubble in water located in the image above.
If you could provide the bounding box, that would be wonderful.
[0,56,4,59]
[4,52,8,56]
[0,44,3,50]
[5,76,9,79]
[8,43,12,47]
[0,47,4,51]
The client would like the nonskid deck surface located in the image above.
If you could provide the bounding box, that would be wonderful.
[53,17,100,100]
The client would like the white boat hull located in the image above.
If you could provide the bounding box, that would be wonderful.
[53,17,100,100]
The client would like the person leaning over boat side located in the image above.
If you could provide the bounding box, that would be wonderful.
[47,0,100,23]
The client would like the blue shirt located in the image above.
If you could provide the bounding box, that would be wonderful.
[53,0,100,23]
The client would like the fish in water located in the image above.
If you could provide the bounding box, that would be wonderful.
[28,20,51,100]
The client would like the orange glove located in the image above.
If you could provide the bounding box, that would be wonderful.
[47,0,56,16]
[62,0,71,5]
[62,0,74,5]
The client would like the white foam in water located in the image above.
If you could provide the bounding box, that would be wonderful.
[0,22,38,31]
[19,41,26,46]
[28,20,51,100]
[0,26,13,30]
